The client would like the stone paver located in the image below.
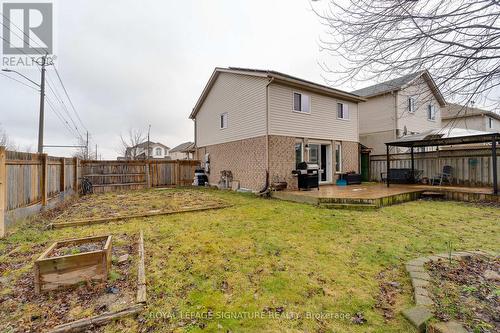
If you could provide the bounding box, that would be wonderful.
[402,306,433,331]
[428,321,468,333]
[408,271,431,281]
[411,278,429,289]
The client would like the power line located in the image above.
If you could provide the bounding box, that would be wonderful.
[45,97,81,139]
[0,72,39,91]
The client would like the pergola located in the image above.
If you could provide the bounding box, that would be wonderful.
[385,128,500,195]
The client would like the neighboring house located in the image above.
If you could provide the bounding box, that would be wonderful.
[169,141,195,160]
[352,70,447,155]
[189,67,365,191]
[442,103,500,133]
[124,141,170,160]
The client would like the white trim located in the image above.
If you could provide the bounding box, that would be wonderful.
[292,91,311,114]
[336,102,349,120]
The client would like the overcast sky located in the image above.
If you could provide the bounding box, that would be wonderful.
[0,0,349,158]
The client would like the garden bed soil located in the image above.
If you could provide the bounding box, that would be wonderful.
[426,255,500,333]
[52,188,227,223]
[49,239,106,258]
[0,234,137,332]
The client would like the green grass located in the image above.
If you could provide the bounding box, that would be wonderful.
[0,189,499,332]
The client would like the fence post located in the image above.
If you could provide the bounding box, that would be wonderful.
[145,161,151,188]
[60,157,65,193]
[176,160,181,186]
[41,153,48,206]
[73,157,79,194]
[0,147,6,238]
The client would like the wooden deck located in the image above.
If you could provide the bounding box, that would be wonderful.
[271,183,499,209]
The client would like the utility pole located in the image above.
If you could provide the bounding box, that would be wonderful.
[95,144,98,160]
[147,124,151,160]
[85,131,89,160]
[37,55,47,153]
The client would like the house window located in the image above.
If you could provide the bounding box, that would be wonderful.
[293,92,310,113]
[220,112,228,129]
[427,104,436,121]
[337,103,349,119]
[408,97,416,113]
[295,142,303,168]
[489,117,493,128]
[335,142,342,173]
[155,148,162,156]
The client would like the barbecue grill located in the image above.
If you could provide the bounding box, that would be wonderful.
[293,162,320,190]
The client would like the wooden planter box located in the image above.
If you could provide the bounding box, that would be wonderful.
[34,235,112,293]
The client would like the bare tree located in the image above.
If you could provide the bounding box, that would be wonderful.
[118,128,146,160]
[313,0,500,110]
[72,137,96,160]
[0,124,15,150]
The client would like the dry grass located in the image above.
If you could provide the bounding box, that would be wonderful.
[0,188,498,332]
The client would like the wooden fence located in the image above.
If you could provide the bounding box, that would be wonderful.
[0,146,199,237]
[370,147,500,187]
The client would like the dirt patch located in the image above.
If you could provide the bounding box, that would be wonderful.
[426,255,500,333]
[375,265,406,322]
[0,234,137,333]
[52,188,227,223]
[49,239,106,258]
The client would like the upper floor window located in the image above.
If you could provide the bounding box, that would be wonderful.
[337,102,349,119]
[408,96,416,113]
[427,104,436,121]
[489,117,493,128]
[293,92,310,113]
[155,148,162,156]
[220,112,228,129]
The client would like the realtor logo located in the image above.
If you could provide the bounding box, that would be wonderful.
[1,1,55,67]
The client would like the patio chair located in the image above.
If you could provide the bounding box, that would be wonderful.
[431,165,454,186]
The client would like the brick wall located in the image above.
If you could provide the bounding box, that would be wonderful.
[196,136,267,191]
[268,135,298,189]
[342,141,360,173]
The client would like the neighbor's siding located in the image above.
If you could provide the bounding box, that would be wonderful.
[397,77,442,134]
[268,83,359,142]
[195,72,268,147]
[359,93,396,135]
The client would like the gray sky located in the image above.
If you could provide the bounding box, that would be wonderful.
[1,0,341,158]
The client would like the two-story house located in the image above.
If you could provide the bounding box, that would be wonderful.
[352,70,447,155]
[442,103,500,133]
[189,67,365,191]
[169,142,195,160]
[124,141,170,160]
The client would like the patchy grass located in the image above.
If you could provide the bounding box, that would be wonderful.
[52,188,228,222]
[0,188,499,332]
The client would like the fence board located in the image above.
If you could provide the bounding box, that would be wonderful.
[370,148,500,187]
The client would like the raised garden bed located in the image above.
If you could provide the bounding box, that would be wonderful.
[1,233,144,332]
[34,235,112,293]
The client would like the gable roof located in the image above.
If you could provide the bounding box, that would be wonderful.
[351,70,446,107]
[170,141,195,153]
[132,141,170,150]
[189,67,366,119]
[442,103,500,121]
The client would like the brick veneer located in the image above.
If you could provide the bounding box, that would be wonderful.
[341,141,360,174]
[197,135,360,191]
[196,136,267,191]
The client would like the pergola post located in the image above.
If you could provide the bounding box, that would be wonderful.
[386,144,390,187]
[410,147,415,183]
[493,136,498,195]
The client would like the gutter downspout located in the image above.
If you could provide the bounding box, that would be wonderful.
[259,77,275,194]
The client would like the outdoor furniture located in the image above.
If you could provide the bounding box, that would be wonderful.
[339,172,362,185]
[431,165,454,186]
[381,168,422,184]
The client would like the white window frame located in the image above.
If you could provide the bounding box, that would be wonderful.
[427,104,436,121]
[292,92,311,114]
[337,102,349,120]
[220,112,228,129]
[408,96,416,113]
[334,142,342,173]
[155,147,162,156]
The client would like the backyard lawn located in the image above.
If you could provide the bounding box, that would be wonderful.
[0,188,499,332]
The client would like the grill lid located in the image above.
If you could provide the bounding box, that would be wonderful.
[297,162,320,170]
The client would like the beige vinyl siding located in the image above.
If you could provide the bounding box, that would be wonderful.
[360,130,395,155]
[397,77,442,133]
[268,83,359,142]
[195,72,268,147]
[359,93,396,134]
[442,116,485,132]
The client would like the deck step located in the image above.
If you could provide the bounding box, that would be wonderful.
[318,203,378,210]
[420,191,446,198]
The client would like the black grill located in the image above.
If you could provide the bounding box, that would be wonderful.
[294,162,320,190]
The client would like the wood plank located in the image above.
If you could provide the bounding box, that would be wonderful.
[48,303,144,333]
[136,230,146,303]
[0,146,6,238]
